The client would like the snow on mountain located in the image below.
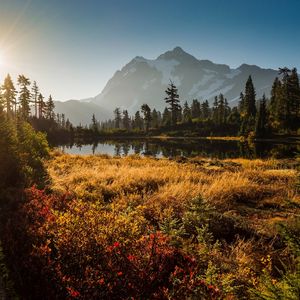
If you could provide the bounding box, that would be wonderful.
[89,47,279,114]
[56,47,280,124]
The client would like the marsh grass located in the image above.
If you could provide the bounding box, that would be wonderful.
[37,153,299,298]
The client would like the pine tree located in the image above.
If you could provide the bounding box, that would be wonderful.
[133,111,143,130]
[191,99,201,119]
[45,95,55,120]
[164,81,181,126]
[114,108,121,129]
[2,74,17,118]
[18,75,31,118]
[122,110,130,130]
[239,76,257,135]
[91,114,98,133]
[268,77,281,131]
[151,109,159,128]
[38,93,46,119]
[238,92,245,114]
[244,76,256,117]
[141,104,151,133]
[255,94,268,137]
[162,107,171,126]
[218,94,225,124]
[183,101,192,123]
[212,96,219,123]
[287,68,300,130]
[31,81,39,118]
[201,100,210,119]
[18,75,31,120]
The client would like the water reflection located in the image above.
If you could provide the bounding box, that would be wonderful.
[59,139,299,159]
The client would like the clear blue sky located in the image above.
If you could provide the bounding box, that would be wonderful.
[0,0,299,100]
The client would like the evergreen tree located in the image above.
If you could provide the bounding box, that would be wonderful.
[287,68,300,130]
[201,100,210,119]
[191,99,201,119]
[141,104,151,133]
[38,93,46,119]
[162,107,171,126]
[182,101,192,123]
[18,75,31,120]
[61,114,66,128]
[239,76,257,135]
[114,108,121,129]
[238,92,245,114]
[122,110,130,130]
[45,95,55,120]
[244,76,256,117]
[31,81,39,118]
[91,114,98,133]
[212,96,219,123]
[133,111,143,130]
[218,94,225,124]
[2,74,17,118]
[151,109,159,128]
[164,81,181,126]
[255,94,268,137]
[268,77,281,131]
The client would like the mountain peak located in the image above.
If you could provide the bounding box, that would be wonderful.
[157,46,197,61]
[172,46,185,54]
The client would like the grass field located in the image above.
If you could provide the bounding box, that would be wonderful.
[6,152,299,299]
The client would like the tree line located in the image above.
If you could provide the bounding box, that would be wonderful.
[0,74,74,143]
[96,67,300,138]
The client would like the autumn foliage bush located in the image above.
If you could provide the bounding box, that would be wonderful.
[4,187,223,299]
[3,154,299,299]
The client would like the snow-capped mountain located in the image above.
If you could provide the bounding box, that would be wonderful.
[56,47,280,125]
[91,47,278,113]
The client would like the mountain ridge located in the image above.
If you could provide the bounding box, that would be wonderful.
[55,47,282,124]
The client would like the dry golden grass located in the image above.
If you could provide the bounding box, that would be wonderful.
[47,153,299,236]
[43,153,300,298]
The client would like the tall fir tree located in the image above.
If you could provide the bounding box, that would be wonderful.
[45,95,55,120]
[2,74,17,118]
[141,104,152,133]
[162,107,171,126]
[182,101,192,123]
[255,94,268,137]
[31,81,39,118]
[191,99,201,119]
[151,109,159,128]
[239,76,257,135]
[113,108,121,129]
[17,75,31,120]
[164,81,181,126]
[201,100,210,119]
[91,114,98,133]
[38,93,46,119]
[133,111,143,130]
[122,110,130,130]
[287,68,300,130]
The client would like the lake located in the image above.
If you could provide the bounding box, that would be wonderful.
[58,138,299,159]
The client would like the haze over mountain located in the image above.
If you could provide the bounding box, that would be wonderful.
[55,47,280,125]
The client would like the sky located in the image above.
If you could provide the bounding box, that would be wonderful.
[0,0,299,101]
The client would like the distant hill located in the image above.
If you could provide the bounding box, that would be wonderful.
[54,100,110,126]
[56,47,281,124]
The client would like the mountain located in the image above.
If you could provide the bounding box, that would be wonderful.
[55,47,281,124]
[54,100,110,126]
[90,47,279,113]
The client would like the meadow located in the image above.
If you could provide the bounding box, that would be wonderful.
[5,152,300,299]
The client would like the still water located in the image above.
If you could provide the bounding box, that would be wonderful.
[59,139,299,159]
